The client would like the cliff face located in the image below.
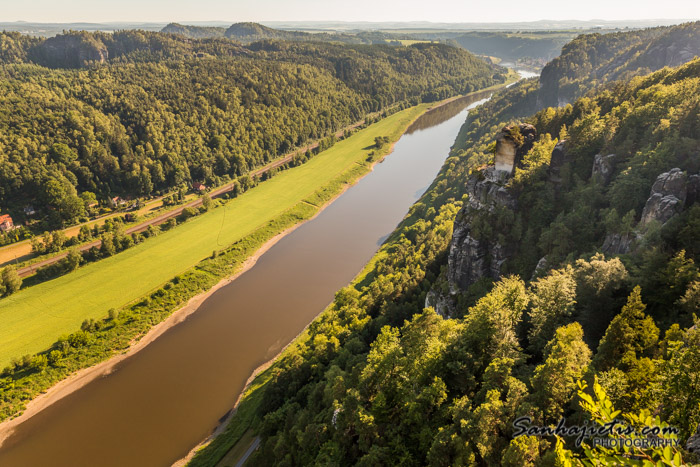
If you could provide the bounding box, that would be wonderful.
[446,167,515,293]
[427,166,516,317]
[494,124,537,174]
[427,125,534,317]
[604,168,699,255]
[29,33,108,68]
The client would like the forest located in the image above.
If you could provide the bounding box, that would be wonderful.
[0,30,500,228]
[192,56,700,466]
[538,21,700,106]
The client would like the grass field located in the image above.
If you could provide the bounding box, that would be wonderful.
[0,104,429,367]
[396,39,434,46]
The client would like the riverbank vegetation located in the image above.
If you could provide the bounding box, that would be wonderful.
[0,102,440,422]
[190,58,700,466]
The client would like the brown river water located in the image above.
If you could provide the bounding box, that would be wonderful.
[0,92,491,467]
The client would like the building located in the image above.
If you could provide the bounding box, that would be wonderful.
[110,196,127,208]
[23,205,36,216]
[193,182,207,192]
[0,214,15,232]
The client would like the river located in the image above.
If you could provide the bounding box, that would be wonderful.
[0,92,492,467]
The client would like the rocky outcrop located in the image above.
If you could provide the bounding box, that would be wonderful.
[424,289,455,318]
[602,232,634,256]
[592,154,616,184]
[29,33,108,68]
[640,168,687,228]
[530,256,549,280]
[494,124,537,175]
[687,424,700,455]
[603,168,695,255]
[548,140,569,183]
[426,167,516,317]
[447,168,515,293]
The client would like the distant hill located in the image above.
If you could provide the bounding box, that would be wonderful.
[539,21,700,106]
[224,22,309,42]
[0,29,248,68]
[452,31,575,63]
[161,23,225,39]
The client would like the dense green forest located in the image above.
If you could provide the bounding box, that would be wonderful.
[0,30,500,227]
[539,21,700,106]
[204,57,700,466]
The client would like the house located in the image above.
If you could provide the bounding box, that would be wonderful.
[0,214,15,232]
[23,205,36,216]
[193,182,207,192]
[110,196,127,207]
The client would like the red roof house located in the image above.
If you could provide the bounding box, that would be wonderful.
[0,214,15,232]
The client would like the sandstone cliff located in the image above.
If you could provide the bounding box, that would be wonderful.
[603,168,698,255]
[426,124,534,317]
[29,33,108,68]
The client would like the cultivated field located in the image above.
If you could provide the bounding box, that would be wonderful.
[0,105,429,367]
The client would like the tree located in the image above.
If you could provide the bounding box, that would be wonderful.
[573,254,628,344]
[462,276,530,369]
[1,265,22,296]
[593,286,659,372]
[658,321,700,439]
[527,266,577,356]
[593,286,661,412]
[502,435,541,467]
[201,193,213,211]
[99,234,116,257]
[64,247,82,272]
[530,323,591,422]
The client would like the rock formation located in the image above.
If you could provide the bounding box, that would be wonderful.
[639,168,687,228]
[427,166,519,316]
[591,153,616,184]
[548,140,569,183]
[603,168,695,255]
[494,124,537,175]
[687,423,700,456]
[30,33,108,68]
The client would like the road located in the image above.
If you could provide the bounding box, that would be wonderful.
[13,120,367,278]
[234,437,260,467]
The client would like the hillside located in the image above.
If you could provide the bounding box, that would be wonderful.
[161,23,226,38]
[0,31,500,229]
[191,57,700,467]
[452,30,574,64]
[162,22,376,44]
[224,22,308,42]
[539,21,700,106]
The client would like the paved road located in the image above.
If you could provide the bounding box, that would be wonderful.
[14,120,366,278]
[234,437,261,467]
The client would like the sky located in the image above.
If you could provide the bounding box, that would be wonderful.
[2,0,699,24]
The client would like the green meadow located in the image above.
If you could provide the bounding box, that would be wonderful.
[0,104,429,367]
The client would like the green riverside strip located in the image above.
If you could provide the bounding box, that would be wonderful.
[0,103,430,421]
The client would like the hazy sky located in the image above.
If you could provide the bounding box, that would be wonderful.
[3,0,699,23]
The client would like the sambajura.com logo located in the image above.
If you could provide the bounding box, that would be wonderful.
[512,416,681,450]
